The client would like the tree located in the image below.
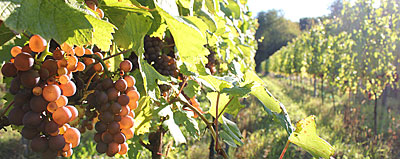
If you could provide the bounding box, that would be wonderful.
[254,10,300,72]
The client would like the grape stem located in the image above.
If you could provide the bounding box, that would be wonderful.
[38,44,52,62]
[216,97,234,119]
[214,92,220,154]
[175,76,188,99]
[84,72,97,91]
[0,101,14,118]
[102,49,131,61]
[177,98,228,158]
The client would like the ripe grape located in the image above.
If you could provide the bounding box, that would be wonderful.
[53,107,72,125]
[59,81,76,97]
[11,46,22,57]
[96,142,108,154]
[31,136,49,152]
[124,75,135,87]
[115,79,127,92]
[7,107,25,125]
[19,69,40,88]
[29,35,47,52]
[42,84,61,102]
[48,135,66,151]
[64,127,81,148]
[1,62,17,77]
[22,111,43,128]
[14,53,34,71]
[120,60,132,72]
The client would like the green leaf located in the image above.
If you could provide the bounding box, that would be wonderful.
[113,13,152,52]
[250,86,281,113]
[182,80,201,98]
[173,111,200,138]
[139,59,169,99]
[156,4,209,71]
[0,0,115,51]
[159,106,186,144]
[221,83,253,97]
[0,24,14,45]
[134,96,152,135]
[289,115,335,159]
[220,116,243,146]
[207,92,244,118]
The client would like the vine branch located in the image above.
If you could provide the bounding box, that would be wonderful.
[177,98,228,158]
[0,101,14,118]
[102,49,131,61]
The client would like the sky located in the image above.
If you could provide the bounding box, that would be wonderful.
[247,0,336,22]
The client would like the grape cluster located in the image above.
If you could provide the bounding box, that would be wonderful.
[127,53,140,71]
[144,36,163,63]
[86,61,139,157]
[1,35,86,158]
[205,46,219,75]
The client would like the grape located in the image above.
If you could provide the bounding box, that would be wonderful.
[114,115,122,122]
[101,131,113,143]
[57,59,68,68]
[113,132,126,144]
[42,59,58,76]
[47,102,58,113]
[42,84,61,102]
[93,63,104,72]
[119,105,130,116]
[29,35,47,53]
[121,128,134,139]
[100,103,111,112]
[30,96,48,113]
[95,121,107,132]
[45,120,59,134]
[21,126,39,139]
[117,94,130,106]
[83,57,95,65]
[39,68,50,80]
[94,133,102,143]
[59,81,76,97]
[115,79,127,92]
[76,62,85,71]
[102,78,114,90]
[96,91,108,105]
[57,67,68,75]
[110,102,122,114]
[124,75,135,87]
[14,53,34,71]
[106,142,120,157]
[11,46,22,57]
[120,60,132,72]
[66,106,78,122]
[94,52,104,59]
[85,0,97,10]
[8,107,25,125]
[31,136,49,152]
[119,116,134,129]
[119,142,128,154]
[19,69,40,88]
[55,95,68,107]
[96,8,104,18]
[9,78,21,95]
[53,48,64,60]
[22,111,43,128]
[96,142,108,154]
[48,135,66,151]
[85,48,93,55]
[41,149,58,159]
[107,122,120,134]
[127,89,140,102]
[63,143,72,151]
[107,88,119,101]
[100,111,114,123]
[1,62,17,77]
[74,46,84,57]
[53,107,72,125]
[59,74,70,84]
[64,127,81,148]
[21,45,33,53]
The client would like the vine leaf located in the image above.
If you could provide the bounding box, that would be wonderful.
[182,80,201,98]
[288,115,335,159]
[207,92,243,118]
[0,24,14,45]
[173,111,200,139]
[159,106,186,144]
[139,59,169,99]
[0,0,115,51]
[134,96,152,135]
[220,116,243,147]
[156,4,209,72]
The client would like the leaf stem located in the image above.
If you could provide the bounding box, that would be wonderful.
[0,101,14,118]
[279,140,291,159]
[85,72,97,91]
[217,97,234,119]
[102,49,131,61]
[214,92,220,152]
[175,76,188,99]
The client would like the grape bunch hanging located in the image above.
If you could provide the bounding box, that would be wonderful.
[1,31,141,158]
